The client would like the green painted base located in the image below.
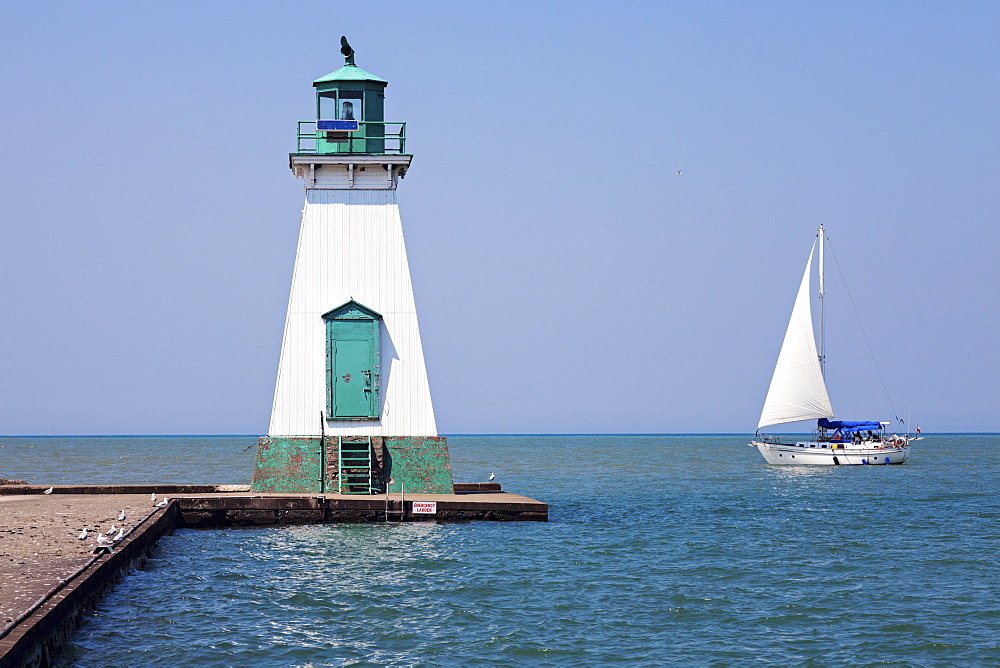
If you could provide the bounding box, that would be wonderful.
[251,437,320,494]
[381,437,454,494]
[251,436,454,494]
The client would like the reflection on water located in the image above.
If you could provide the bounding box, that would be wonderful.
[769,464,835,479]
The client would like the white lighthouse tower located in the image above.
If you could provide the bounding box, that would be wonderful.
[253,38,453,494]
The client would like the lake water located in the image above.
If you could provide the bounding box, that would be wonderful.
[2,434,998,665]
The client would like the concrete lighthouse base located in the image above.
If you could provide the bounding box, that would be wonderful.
[251,435,454,494]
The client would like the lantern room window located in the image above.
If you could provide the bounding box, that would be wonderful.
[318,90,363,121]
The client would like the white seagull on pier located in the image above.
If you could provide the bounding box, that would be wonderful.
[78,528,89,540]
[113,528,126,543]
[96,533,114,547]
[489,472,495,481]
[118,510,127,522]
[151,492,157,502]
[154,499,169,508]
[44,487,53,494]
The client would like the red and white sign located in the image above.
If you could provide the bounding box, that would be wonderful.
[412,501,437,515]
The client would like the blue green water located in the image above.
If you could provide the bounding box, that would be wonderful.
[3,435,998,665]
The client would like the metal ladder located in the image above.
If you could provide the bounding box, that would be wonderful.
[337,436,374,494]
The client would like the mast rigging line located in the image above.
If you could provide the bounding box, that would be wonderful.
[824,235,903,426]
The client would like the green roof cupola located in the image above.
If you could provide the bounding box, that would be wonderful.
[298,37,406,156]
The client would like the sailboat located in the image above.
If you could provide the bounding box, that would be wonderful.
[750,225,912,466]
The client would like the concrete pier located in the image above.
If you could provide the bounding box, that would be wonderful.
[0,484,546,667]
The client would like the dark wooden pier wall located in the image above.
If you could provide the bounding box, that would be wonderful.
[0,504,181,668]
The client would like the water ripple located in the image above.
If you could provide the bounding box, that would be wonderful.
[34,434,1000,665]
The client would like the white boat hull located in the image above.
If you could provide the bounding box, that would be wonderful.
[750,440,910,466]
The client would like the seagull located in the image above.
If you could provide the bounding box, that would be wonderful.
[488,472,495,481]
[107,525,118,536]
[113,528,126,543]
[118,510,126,522]
[151,492,157,502]
[154,499,169,509]
[44,487,53,494]
[78,528,89,540]
[96,533,114,547]
[676,170,682,175]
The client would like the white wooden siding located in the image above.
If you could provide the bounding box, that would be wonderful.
[268,184,438,437]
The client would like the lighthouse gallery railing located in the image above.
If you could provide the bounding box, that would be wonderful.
[295,121,407,155]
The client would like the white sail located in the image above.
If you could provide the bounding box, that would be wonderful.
[757,242,834,429]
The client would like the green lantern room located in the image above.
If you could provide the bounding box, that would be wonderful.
[297,36,406,156]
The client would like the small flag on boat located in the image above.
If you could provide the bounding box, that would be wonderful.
[915,426,921,434]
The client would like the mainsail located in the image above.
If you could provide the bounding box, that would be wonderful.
[757,243,834,429]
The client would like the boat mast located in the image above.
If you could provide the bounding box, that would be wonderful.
[817,224,826,379]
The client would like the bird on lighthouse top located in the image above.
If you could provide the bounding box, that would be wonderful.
[340,36,355,66]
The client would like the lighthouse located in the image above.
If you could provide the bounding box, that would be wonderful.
[252,38,454,494]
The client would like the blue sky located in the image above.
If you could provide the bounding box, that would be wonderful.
[1,1,997,434]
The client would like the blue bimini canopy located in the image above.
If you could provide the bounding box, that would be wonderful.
[818,418,882,433]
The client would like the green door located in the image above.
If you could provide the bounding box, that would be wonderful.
[333,339,374,417]
[323,301,381,420]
